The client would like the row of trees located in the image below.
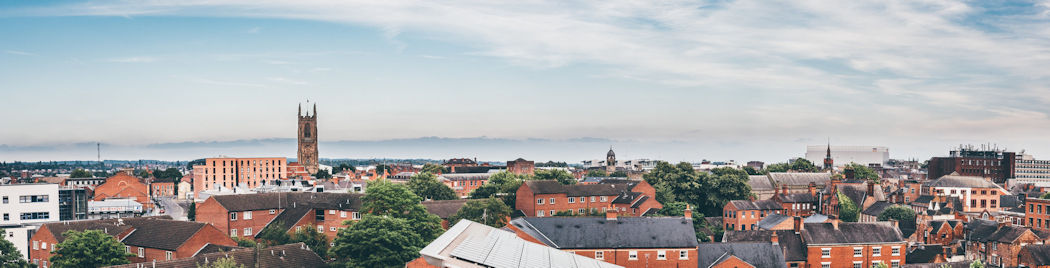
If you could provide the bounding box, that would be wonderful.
[584,169,627,177]
[642,162,753,241]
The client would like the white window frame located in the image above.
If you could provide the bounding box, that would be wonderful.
[329,210,335,215]
[243,211,252,220]
[352,212,361,220]
[657,250,666,260]
[244,227,252,236]
[330,226,337,231]
[340,211,347,218]
[230,229,238,237]
[629,251,638,260]
[269,209,276,214]
[537,211,544,217]
[679,250,688,260]
[821,262,830,268]
[317,225,324,232]
[591,196,596,202]
[166,251,173,260]
[853,247,863,257]
[537,198,544,205]
[853,261,862,268]
[549,210,555,216]
[41,242,47,250]
[550,198,555,204]
[595,251,604,260]
[569,197,575,203]
[600,196,607,202]
[32,241,38,250]
[891,260,900,268]
[871,261,882,268]
[821,248,831,258]
[230,212,237,220]
[891,246,900,256]
[872,247,881,256]
[137,247,144,257]
[125,246,130,253]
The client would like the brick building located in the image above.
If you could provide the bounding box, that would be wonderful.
[1026,197,1050,232]
[191,157,288,197]
[801,221,907,268]
[29,217,235,266]
[697,243,786,268]
[107,243,325,268]
[443,158,479,173]
[928,148,1015,184]
[1018,244,1050,268]
[964,219,1050,267]
[923,173,1008,213]
[507,158,535,175]
[195,192,363,241]
[515,179,661,217]
[773,184,819,217]
[151,181,175,197]
[507,213,698,268]
[916,220,963,246]
[723,228,808,267]
[93,173,151,209]
[438,173,492,198]
[723,199,782,231]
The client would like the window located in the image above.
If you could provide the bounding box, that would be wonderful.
[537,198,544,205]
[340,211,347,218]
[892,246,900,256]
[579,197,585,203]
[629,251,638,260]
[352,212,361,220]
[244,228,252,236]
[230,212,237,220]
[230,229,238,237]
[19,195,49,203]
[33,241,38,250]
[41,242,47,250]
[549,210,554,216]
[2,196,7,204]
[595,251,604,260]
[3,213,8,221]
[569,197,575,203]
[578,208,585,214]
[591,196,596,202]
[891,260,900,268]
[138,247,144,257]
[550,198,555,204]
[329,210,336,215]
[328,226,336,232]
[853,261,863,268]
[872,247,881,256]
[20,212,50,220]
[679,250,688,260]
[243,211,252,220]
[870,261,882,268]
[126,246,130,253]
[821,248,830,258]
[657,250,666,260]
[166,251,173,260]
[296,226,302,232]
[821,263,830,268]
[537,211,544,217]
[853,247,862,257]
[317,226,324,232]
[600,196,607,202]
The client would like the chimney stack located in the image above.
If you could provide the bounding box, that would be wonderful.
[831,219,840,230]
[845,168,856,180]
[684,204,693,219]
[771,231,779,245]
[782,185,789,195]
[606,207,618,221]
[867,182,875,197]
[890,219,899,229]
[793,216,802,234]
[808,182,817,197]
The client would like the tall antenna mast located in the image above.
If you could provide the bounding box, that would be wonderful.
[97,142,101,164]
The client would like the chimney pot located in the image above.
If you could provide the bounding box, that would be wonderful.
[831,219,840,230]
[793,216,802,234]
[606,207,618,221]
[867,182,875,196]
[684,204,693,219]
[771,231,779,245]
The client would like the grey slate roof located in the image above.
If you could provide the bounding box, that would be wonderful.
[757,214,791,230]
[1020,244,1050,266]
[862,201,893,216]
[925,174,1001,189]
[768,172,831,186]
[1000,195,1021,208]
[728,200,781,210]
[902,261,974,268]
[984,225,1035,243]
[749,175,775,192]
[254,207,311,238]
[121,218,209,251]
[722,230,806,262]
[965,219,1000,242]
[777,193,818,203]
[509,216,698,249]
[211,192,363,212]
[697,243,787,268]
[801,222,904,245]
[422,199,472,219]
[107,243,325,268]
[906,244,943,264]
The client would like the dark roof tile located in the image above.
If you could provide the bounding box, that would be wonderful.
[509,216,697,249]
[697,243,787,268]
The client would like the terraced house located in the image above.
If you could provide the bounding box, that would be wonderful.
[964,219,1050,267]
[29,217,235,266]
[723,199,782,231]
[195,192,363,241]
[515,179,661,217]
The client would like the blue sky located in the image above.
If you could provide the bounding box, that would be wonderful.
[1,0,1050,162]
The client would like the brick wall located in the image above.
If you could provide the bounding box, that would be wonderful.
[1025,198,1050,231]
[805,244,906,268]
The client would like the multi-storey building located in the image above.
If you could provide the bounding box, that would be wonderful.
[802,221,907,268]
[515,179,661,218]
[723,199,783,231]
[150,181,175,197]
[438,173,492,198]
[93,172,151,209]
[506,158,535,175]
[108,243,326,268]
[507,212,698,268]
[916,220,963,246]
[1015,153,1050,180]
[30,217,236,266]
[928,147,1016,183]
[195,192,363,241]
[697,243,786,268]
[964,219,1050,267]
[1018,244,1050,268]
[1026,197,1050,232]
[773,184,819,217]
[58,187,87,221]
[0,183,59,261]
[923,174,1008,213]
[191,157,287,197]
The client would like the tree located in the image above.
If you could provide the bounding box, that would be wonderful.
[134,169,151,178]
[742,166,762,175]
[70,169,93,178]
[609,171,628,177]
[878,205,916,233]
[837,192,860,222]
[789,158,818,172]
[420,163,446,174]
[373,164,393,176]
[197,256,245,268]
[845,163,880,183]
[448,198,512,227]
[643,162,751,217]
[407,172,457,200]
[329,215,423,268]
[969,260,984,268]
[468,171,525,210]
[585,170,607,177]
[233,237,256,248]
[187,202,196,221]
[700,168,753,216]
[50,230,133,267]
[256,222,291,247]
[533,169,575,185]
[1041,192,1050,199]
[361,180,443,242]
[152,168,182,180]
[0,228,31,267]
[314,169,332,180]
[292,225,329,258]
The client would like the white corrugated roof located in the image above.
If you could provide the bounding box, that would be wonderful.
[422,219,622,268]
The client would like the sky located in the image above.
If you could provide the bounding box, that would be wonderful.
[1,0,1050,163]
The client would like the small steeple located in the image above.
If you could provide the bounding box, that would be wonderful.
[823,140,834,170]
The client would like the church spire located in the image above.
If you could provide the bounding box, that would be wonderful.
[823,140,834,170]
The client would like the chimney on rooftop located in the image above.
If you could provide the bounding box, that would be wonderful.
[771,231,779,245]
[684,204,693,219]
[606,207,618,221]
[782,185,789,195]
[890,219,899,229]
[793,216,802,234]
[845,168,856,180]
[867,182,875,197]
[831,219,840,230]
[808,182,817,197]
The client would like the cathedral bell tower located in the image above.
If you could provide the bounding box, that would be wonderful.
[298,103,319,174]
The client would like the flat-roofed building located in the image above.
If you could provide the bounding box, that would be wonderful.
[192,157,287,197]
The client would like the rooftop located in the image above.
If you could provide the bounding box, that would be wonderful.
[509,216,698,249]
[420,219,621,268]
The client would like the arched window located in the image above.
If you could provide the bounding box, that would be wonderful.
[304,123,311,138]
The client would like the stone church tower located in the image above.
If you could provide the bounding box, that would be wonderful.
[606,147,616,172]
[298,103,319,174]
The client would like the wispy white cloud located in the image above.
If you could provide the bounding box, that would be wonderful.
[107,56,158,63]
[266,77,309,85]
[4,50,35,56]
[246,26,262,34]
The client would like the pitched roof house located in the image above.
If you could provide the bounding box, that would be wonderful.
[106,243,324,268]
[29,216,236,265]
[515,179,661,218]
[195,192,364,241]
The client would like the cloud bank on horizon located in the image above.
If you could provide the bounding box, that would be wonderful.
[1,0,1049,161]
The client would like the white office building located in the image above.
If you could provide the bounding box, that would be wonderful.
[0,183,60,261]
[805,145,889,167]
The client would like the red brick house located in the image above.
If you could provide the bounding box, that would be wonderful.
[506,158,535,175]
[107,243,325,268]
[964,219,1050,267]
[801,221,907,268]
[195,192,363,241]
[93,173,151,209]
[29,217,235,266]
[697,243,786,268]
[515,179,661,217]
[1018,244,1050,268]
[151,181,175,198]
[772,183,819,217]
[916,220,963,246]
[723,199,782,231]
[506,212,698,268]
[1026,197,1050,232]
[438,173,492,198]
